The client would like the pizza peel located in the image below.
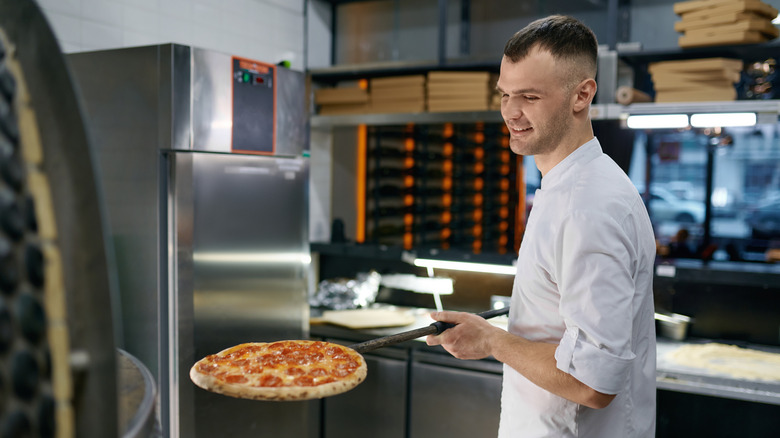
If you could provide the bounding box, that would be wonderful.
[348,306,510,353]
[190,307,509,401]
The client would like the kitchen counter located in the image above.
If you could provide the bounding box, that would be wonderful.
[656,339,780,405]
[310,307,780,405]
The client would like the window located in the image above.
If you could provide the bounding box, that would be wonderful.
[628,124,780,262]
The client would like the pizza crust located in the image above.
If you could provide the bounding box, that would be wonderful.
[190,341,368,401]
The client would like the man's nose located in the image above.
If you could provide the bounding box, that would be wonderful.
[502,98,523,121]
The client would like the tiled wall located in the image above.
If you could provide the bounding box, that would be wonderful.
[36,0,306,70]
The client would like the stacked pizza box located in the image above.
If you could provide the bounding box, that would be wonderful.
[370,75,426,113]
[315,86,370,115]
[674,0,779,48]
[649,57,743,102]
[489,92,502,111]
[426,71,496,112]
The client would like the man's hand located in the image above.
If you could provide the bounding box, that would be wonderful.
[425,311,505,360]
[426,310,616,409]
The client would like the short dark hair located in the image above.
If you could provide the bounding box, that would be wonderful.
[503,15,598,79]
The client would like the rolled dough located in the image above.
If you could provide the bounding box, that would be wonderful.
[666,343,780,381]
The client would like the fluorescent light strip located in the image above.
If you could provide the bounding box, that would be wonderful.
[690,112,756,128]
[626,114,689,129]
[193,252,311,265]
[412,258,516,275]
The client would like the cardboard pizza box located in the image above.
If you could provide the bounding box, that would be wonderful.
[314,87,369,105]
[655,87,737,102]
[650,69,742,83]
[370,99,426,113]
[371,86,426,100]
[428,71,493,83]
[653,79,737,91]
[680,1,778,22]
[427,96,490,105]
[648,57,744,73]
[371,75,426,89]
[678,29,767,47]
[427,81,491,92]
[428,88,491,100]
[674,0,744,15]
[674,11,765,31]
[683,18,779,39]
[428,101,490,112]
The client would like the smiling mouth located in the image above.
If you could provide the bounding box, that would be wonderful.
[510,127,532,135]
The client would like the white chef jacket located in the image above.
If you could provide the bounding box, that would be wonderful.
[498,137,656,437]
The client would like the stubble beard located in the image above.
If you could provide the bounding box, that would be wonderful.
[507,103,571,158]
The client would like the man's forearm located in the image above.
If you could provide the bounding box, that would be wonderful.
[488,329,615,409]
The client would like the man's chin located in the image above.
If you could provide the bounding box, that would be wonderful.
[509,138,534,156]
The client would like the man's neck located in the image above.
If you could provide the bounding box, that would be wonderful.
[535,126,595,177]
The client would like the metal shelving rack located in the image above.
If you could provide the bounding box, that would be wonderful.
[310,99,780,128]
[309,0,780,258]
[363,123,521,255]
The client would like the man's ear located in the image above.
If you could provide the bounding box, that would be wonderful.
[572,78,597,113]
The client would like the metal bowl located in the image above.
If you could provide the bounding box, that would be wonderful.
[655,312,692,341]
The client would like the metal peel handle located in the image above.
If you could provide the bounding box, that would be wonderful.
[349,306,509,354]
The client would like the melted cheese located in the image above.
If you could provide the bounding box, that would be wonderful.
[215,341,362,387]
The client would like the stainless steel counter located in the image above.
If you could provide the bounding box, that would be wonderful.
[310,307,504,438]
[311,308,780,405]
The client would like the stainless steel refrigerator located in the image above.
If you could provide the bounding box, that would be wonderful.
[68,44,310,437]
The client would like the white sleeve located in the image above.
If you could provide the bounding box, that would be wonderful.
[552,209,638,395]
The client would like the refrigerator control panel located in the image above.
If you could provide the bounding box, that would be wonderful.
[231,56,276,155]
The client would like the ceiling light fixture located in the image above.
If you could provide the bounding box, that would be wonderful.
[690,112,757,128]
[410,258,516,275]
[626,114,689,129]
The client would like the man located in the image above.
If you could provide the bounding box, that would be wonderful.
[426,15,657,437]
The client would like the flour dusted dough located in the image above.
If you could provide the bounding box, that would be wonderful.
[666,343,780,381]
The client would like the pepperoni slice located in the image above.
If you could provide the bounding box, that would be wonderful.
[294,376,316,386]
[332,368,353,377]
[286,367,305,376]
[258,374,283,387]
[337,360,358,370]
[331,361,358,377]
[324,347,341,356]
[224,374,248,384]
[305,352,324,362]
[197,362,219,373]
[291,354,310,366]
[331,352,349,361]
[309,368,328,377]
[231,359,251,367]
[240,345,265,354]
[261,354,283,366]
[211,354,234,365]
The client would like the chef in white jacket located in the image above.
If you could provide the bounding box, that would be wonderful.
[427,15,657,437]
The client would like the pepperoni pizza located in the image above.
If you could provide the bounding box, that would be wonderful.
[190,340,367,401]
